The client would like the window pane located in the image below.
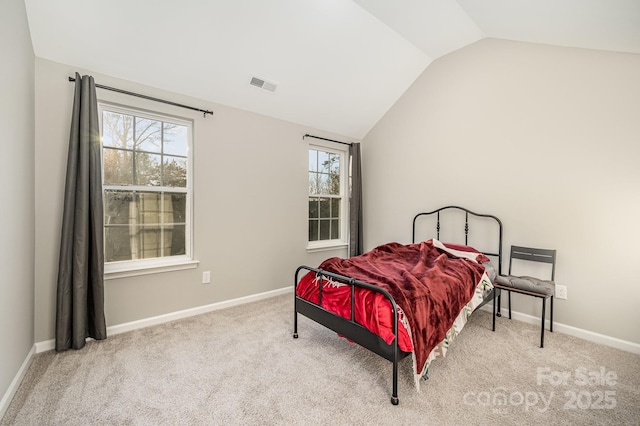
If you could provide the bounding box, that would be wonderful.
[163,123,188,156]
[105,226,133,262]
[167,225,186,255]
[160,199,171,225]
[166,193,187,223]
[163,156,187,187]
[103,148,133,185]
[104,190,133,225]
[103,111,133,149]
[135,153,161,186]
[309,150,318,172]
[330,219,339,239]
[331,198,340,219]
[318,173,329,194]
[319,220,330,240]
[328,172,340,195]
[318,150,330,172]
[308,198,319,218]
[135,117,162,153]
[309,172,319,195]
[319,198,330,218]
[328,154,339,172]
[309,220,318,241]
[136,192,162,225]
[137,225,162,259]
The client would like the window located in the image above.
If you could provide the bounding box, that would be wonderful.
[308,144,348,249]
[100,103,195,275]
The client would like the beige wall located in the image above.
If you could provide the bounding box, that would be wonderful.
[0,0,35,407]
[34,58,348,342]
[363,38,640,344]
[22,32,640,352]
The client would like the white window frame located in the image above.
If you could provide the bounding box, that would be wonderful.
[99,102,198,279]
[307,141,349,252]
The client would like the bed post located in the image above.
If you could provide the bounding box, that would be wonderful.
[389,289,400,405]
[464,212,469,246]
[391,323,399,405]
[293,266,304,339]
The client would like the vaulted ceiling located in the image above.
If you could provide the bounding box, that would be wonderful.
[24,0,640,139]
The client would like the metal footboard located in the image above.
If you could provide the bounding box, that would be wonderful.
[293,265,408,405]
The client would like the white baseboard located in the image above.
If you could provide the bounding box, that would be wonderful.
[30,287,640,356]
[481,305,640,355]
[0,345,35,421]
[35,286,293,354]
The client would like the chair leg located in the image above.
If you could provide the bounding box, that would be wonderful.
[508,291,512,319]
[496,290,502,317]
[540,298,546,348]
[550,296,554,333]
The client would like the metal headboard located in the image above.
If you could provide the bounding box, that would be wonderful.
[412,205,503,275]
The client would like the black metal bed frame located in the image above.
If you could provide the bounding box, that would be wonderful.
[293,206,503,405]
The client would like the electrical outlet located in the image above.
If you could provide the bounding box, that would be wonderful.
[555,285,567,300]
[202,271,211,284]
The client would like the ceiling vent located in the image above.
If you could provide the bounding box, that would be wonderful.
[250,76,277,92]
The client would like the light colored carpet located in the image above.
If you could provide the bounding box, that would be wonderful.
[2,293,639,425]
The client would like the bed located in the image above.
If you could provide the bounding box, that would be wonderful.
[293,206,503,405]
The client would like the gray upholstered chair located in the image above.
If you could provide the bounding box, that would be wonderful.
[492,246,556,347]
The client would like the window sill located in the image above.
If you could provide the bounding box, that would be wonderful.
[105,259,200,280]
[306,242,348,254]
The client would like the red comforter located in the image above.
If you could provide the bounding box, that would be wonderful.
[296,240,486,376]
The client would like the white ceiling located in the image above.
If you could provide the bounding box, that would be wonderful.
[24,0,640,139]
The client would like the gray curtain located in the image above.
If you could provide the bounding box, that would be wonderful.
[55,73,106,351]
[349,143,363,257]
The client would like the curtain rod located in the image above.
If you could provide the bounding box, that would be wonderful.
[303,133,353,146]
[68,76,213,117]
